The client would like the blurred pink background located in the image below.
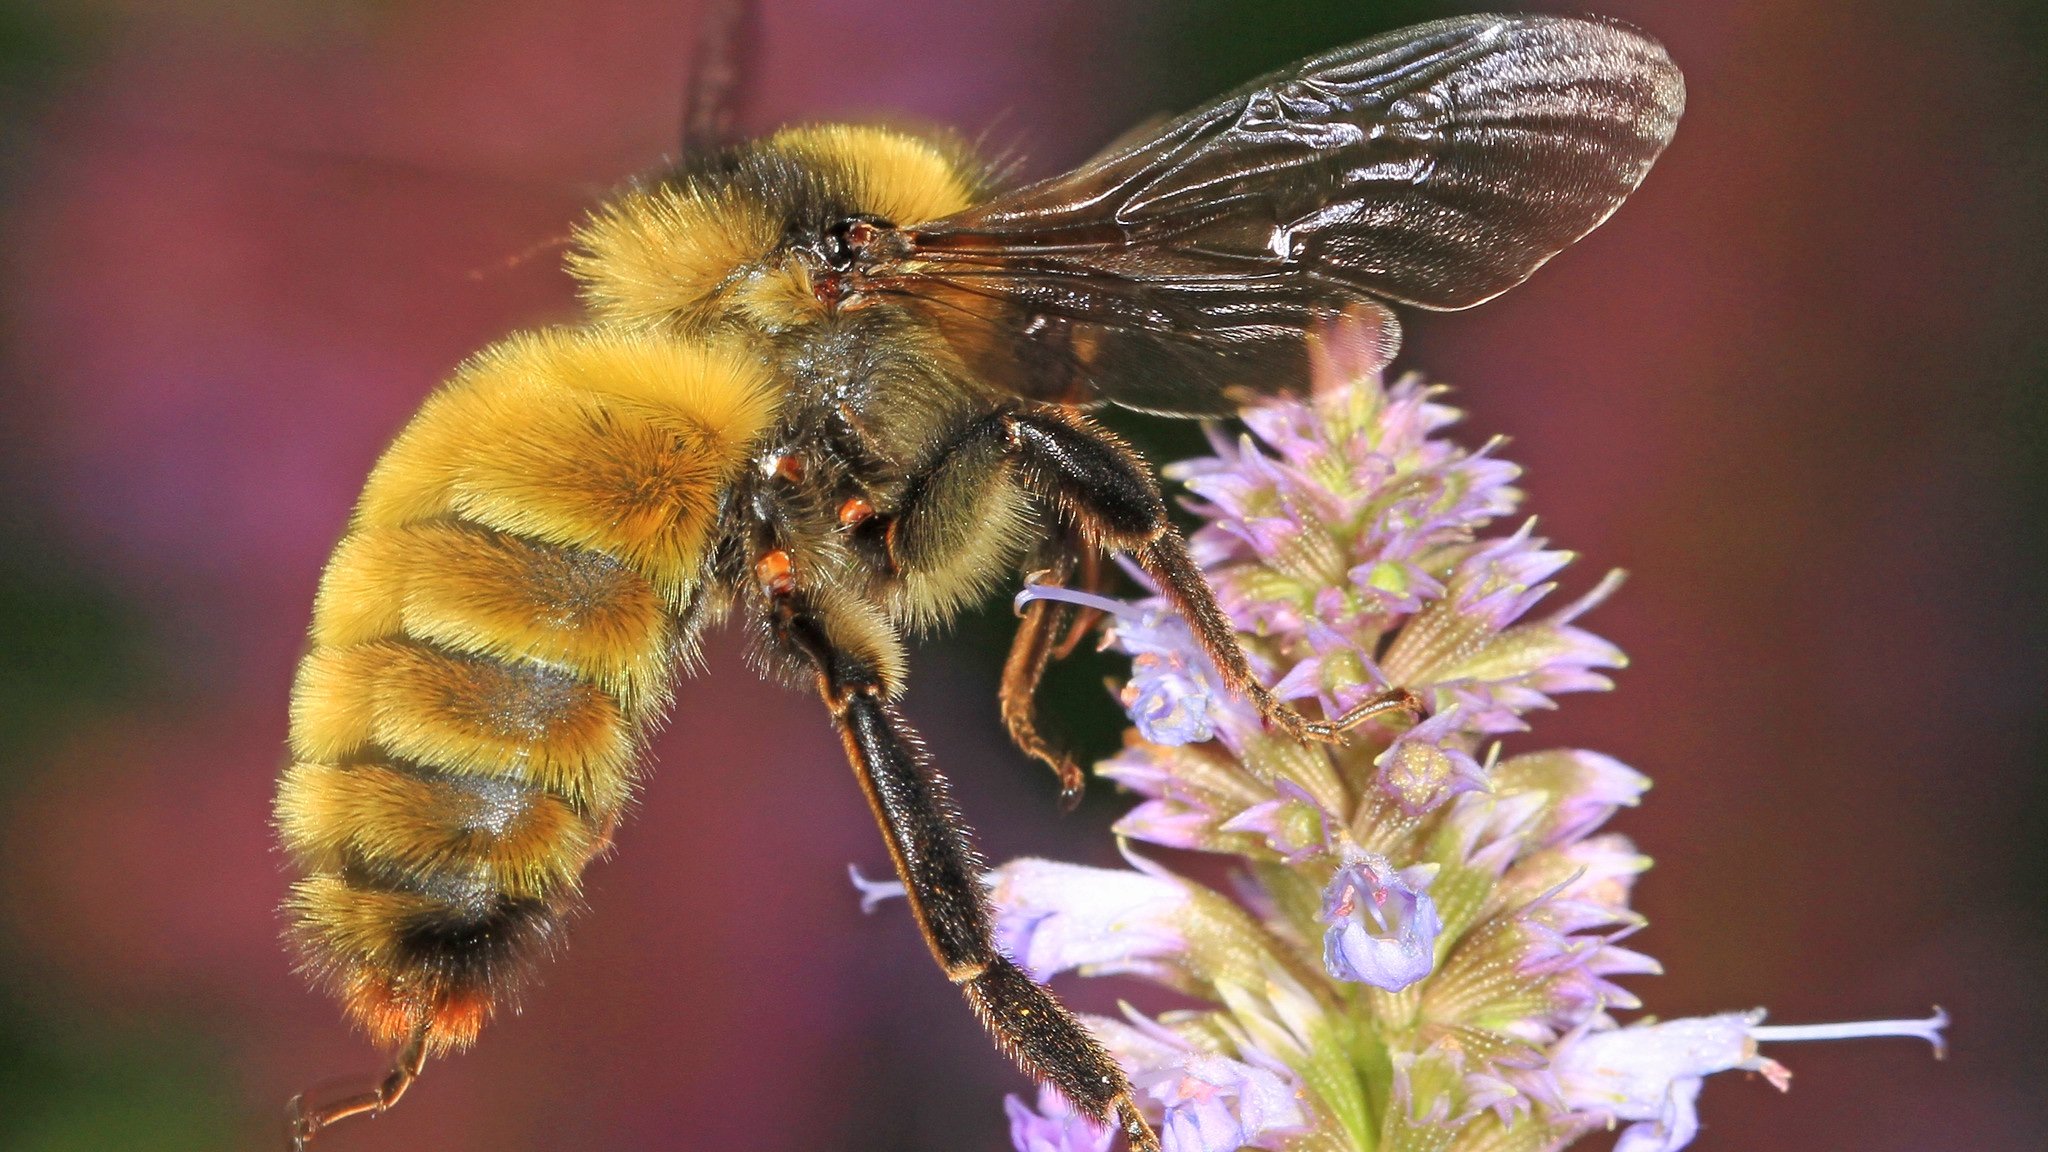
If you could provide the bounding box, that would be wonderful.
[0,1,2041,1149]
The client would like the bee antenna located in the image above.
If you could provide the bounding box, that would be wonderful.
[285,1022,431,1150]
[465,231,575,282]
[681,0,759,156]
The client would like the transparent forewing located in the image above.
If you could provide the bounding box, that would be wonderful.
[864,14,1683,415]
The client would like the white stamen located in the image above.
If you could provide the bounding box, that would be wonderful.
[1751,1008,1949,1058]
[846,864,906,914]
[1013,582,1143,620]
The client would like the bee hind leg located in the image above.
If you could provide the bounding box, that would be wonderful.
[769,588,1160,1152]
[285,1023,428,1150]
[999,407,1425,743]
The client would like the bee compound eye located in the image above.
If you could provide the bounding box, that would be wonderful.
[823,223,855,269]
[825,217,889,269]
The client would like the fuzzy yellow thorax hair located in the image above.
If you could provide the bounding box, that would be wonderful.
[568,124,982,331]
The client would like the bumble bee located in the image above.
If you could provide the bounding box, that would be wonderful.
[274,11,1682,1149]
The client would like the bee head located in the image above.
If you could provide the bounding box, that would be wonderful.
[569,125,984,336]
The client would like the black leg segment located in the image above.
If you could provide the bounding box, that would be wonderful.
[772,593,1159,1151]
[837,688,989,973]
[997,407,1425,743]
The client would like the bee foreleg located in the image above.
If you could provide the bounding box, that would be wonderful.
[999,408,1425,744]
[770,591,1160,1152]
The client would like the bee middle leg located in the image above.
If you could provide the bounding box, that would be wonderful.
[1000,540,1108,806]
[769,591,1160,1152]
[998,407,1425,742]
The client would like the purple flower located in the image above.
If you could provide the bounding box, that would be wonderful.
[1318,848,1442,990]
[1119,618,1223,746]
[1372,705,1490,814]
[1006,1088,1114,1152]
[1015,584,1225,746]
[977,323,1944,1152]
[1140,1053,1307,1152]
[1080,1007,1313,1152]
[986,858,1191,984]
[1268,621,1400,723]
[1377,528,1628,739]
[1492,749,1651,849]
[1098,748,1224,851]
[1169,359,1522,640]
[1551,1009,1948,1152]
[1216,780,1331,863]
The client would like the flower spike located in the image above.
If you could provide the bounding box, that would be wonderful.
[991,318,1942,1152]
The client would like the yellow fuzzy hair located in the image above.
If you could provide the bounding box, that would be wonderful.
[568,182,780,332]
[890,457,1040,635]
[356,328,779,605]
[284,875,501,1051]
[570,125,982,331]
[276,760,597,901]
[811,582,910,698]
[769,124,980,225]
[312,521,675,717]
[291,640,635,814]
[281,325,781,1056]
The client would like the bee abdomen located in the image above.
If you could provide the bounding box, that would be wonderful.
[277,328,781,1051]
[279,524,658,1049]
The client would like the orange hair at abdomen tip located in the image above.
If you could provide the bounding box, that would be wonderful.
[275,328,779,1051]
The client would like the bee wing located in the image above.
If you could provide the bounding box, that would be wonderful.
[865,13,1684,415]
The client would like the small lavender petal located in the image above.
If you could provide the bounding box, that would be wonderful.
[1018,584,1228,747]
[1218,781,1331,863]
[987,859,1190,983]
[1142,1053,1307,1152]
[1551,1013,1759,1124]
[1556,1003,1952,1149]
[1081,1007,1199,1079]
[1374,706,1490,815]
[1007,1089,1115,1152]
[1551,833,1654,911]
[1122,655,1220,745]
[1115,797,1220,852]
[1609,1076,1703,1152]
[1267,656,1325,703]
[1499,749,1651,849]
[1117,609,1269,750]
[1318,850,1442,990]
